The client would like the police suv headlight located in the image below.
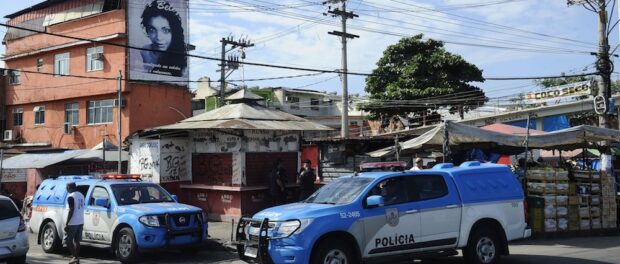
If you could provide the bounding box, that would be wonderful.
[275,219,312,237]
[139,215,161,227]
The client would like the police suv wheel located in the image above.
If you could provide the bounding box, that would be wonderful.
[464,228,500,264]
[115,227,140,263]
[311,239,355,264]
[41,222,61,253]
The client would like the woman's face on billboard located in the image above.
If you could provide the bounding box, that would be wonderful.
[146,16,172,51]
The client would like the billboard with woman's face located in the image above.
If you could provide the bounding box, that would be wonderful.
[128,0,189,85]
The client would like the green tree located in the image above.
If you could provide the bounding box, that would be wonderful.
[362,34,486,122]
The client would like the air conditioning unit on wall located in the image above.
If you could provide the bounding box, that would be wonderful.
[114,98,127,108]
[63,123,72,135]
[3,130,14,141]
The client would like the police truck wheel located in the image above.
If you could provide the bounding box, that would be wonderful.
[311,238,355,264]
[464,227,500,264]
[41,222,61,253]
[115,227,140,263]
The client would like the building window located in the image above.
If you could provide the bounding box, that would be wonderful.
[311,98,319,111]
[12,108,23,126]
[34,106,45,125]
[290,97,300,110]
[9,70,21,84]
[88,99,114,124]
[37,58,44,72]
[86,46,104,72]
[54,52,70,76]
[65,102,79,125]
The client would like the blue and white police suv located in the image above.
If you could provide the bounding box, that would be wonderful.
[29,175,208,263]
[236,162,531,264]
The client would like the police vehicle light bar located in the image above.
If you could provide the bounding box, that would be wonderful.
[102,174,142,180]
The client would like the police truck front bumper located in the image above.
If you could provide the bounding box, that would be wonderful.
[236,217,304,264]
[137,213,208,249]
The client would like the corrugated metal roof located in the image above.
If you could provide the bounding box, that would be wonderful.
[225,89,264,101]
[72,150,128,162]
[1,150,88,169]
[154,103,332,131]
[158,119,332,131]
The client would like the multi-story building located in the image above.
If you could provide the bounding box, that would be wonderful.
[2,0,192,150]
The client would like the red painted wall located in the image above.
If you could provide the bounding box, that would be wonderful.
[192,154,233,186]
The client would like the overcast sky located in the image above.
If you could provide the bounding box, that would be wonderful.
[1,0,618,104]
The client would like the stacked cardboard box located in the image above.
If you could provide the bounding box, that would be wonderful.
[527,168,569,232]
[574,170,602,230]
[601,171,617,229]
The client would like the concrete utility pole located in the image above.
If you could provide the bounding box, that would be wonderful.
[595,0,613,128]
[218,36,253,107]
[326,0,359,139]
[117,71,123,173]
[569,0,613,128]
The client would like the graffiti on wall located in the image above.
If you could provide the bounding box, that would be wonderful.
[193,131,241,153]
[244,130,299,152]
[160,139,191,182]
[130,139,160,182]
[191,130,299,153]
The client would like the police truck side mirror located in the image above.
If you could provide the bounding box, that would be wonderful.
[366,195,384,208]
[171,195,178,202]
[94,198,109,208]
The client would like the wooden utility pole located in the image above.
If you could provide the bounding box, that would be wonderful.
[326,0,359,138]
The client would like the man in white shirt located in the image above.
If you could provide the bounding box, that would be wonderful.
[410,157,424,171]
[65,182,84,264]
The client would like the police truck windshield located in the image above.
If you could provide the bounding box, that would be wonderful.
[111,184,175,205]
[305,177,373,205]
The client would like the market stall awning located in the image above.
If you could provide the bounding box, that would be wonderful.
[152,102,333,131]
[0,150,88,169]
[367,122,526,158]
[528,125,620,150]
[71,150,129,162]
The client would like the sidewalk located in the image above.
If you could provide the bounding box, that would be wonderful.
[208,220,238,250]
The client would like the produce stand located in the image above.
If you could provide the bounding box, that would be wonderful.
[366,122,620,236]
[522,125,620,237]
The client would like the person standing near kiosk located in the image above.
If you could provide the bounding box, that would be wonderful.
[297,160,316,201]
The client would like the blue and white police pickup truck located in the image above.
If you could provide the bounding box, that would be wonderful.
[236,162,531,264]
[29,175,208,263]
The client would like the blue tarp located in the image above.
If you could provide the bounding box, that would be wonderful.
[543,115,571,132]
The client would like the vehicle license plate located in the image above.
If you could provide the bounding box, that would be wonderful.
[244,246,258,258]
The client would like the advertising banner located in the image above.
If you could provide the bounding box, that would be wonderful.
[128,0,189,85]
[524,81,591,104]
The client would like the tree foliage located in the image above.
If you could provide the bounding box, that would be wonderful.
[362,34,486,120]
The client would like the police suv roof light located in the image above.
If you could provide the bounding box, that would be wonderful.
[102,174,142,181]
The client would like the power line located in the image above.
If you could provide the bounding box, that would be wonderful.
[0,23,599,80]
[240,0,596,54]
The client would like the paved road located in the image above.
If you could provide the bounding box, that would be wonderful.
[17,234,620,264]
